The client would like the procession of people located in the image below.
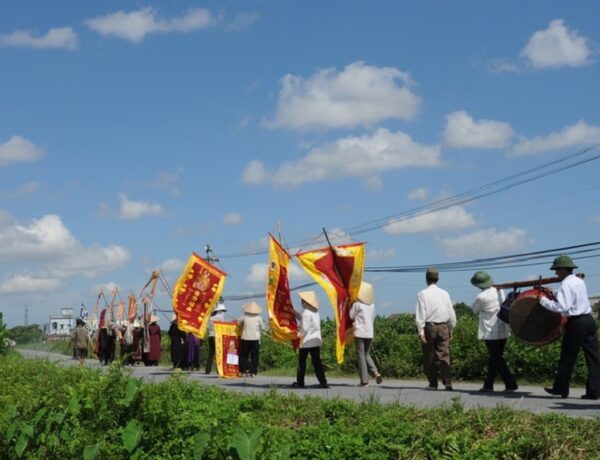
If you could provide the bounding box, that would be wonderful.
[69,254,599,400]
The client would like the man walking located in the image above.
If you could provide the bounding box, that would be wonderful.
[540,255,600,399]
[416,267,457,390]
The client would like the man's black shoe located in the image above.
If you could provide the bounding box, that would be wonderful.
[581,394,599,400]
[544,387,568,398]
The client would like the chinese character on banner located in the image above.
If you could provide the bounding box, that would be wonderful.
[172,253,227,338]
[266,234,299,348]
[296,243,365,364]
[214,321,240,378]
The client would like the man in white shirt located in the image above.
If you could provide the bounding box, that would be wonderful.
[205,299,227,374]
[539,255,600,400]
[416,267,457,390]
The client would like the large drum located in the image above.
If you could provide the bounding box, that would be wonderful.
[508,288,566,346]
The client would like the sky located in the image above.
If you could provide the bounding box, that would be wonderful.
[1,1,600,329]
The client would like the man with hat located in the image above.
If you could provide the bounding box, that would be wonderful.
[470,271,518,393]
[238,302,265,377]
[416,267,457,390]
[539,255,600,399]
[292,291,329,389]
[206,298,227,374]
[349,282,383,386]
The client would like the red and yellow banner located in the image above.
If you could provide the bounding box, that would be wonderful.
[296,243,365,364]
[172,253,227,338]
[266,234,299,348]
[214,321,240,378]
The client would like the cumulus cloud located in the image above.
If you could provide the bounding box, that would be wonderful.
[383,206,476,235]
[363,176,383,192]
[521,19,591,69]
[0,213,130,292]
[407,187,429,201]
[0,136,44,166]
[85,7,215,43]
[0,27,77,49]
[246,261,308,285]
[91,282,121,296]
[159,258,184,273]
[511,121,600,156]
[438,227,531,257]
[444,111,514,149]
[118,194,165,220]
[227,12,259,31]
[243,128,440,187]
[0,274,62,294]
[367,248,396,262]
[223,213,243,225]
[138,169,182,195]
[267,61,421,130]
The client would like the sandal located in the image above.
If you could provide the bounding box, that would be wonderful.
[375,373,383,384]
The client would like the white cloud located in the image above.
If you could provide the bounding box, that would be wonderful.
[407,187,429,201]
[91,282,120,296]
[444,111,514,149]
[521,19,591,69]
[363,176,383,192]
[0,27,77,49]
[0,182,39,200]
[0,136,44,166]
[488,59,520,74]
[367,248,396,262]
[227,12,259,31]
[139,169,182,195]
[511,121,600,156]
[438,227,531,257]
[118,194,165,220]
[267,61,421,130]
[51,245,129,278]
[0,274,62,294]
[223,213,243,225]
[383,206,476,235]
[159,258,185,273]
[243,128,440,187]
[85,7,215,43]
[246,261,308,285]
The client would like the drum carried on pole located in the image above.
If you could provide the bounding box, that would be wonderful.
[494,275,583,347]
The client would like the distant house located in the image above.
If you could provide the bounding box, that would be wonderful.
[48,308,75,338]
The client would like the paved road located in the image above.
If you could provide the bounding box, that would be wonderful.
[18,349,600,419]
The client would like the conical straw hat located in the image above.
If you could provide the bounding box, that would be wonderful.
[358,282,374,304]
[243,302,262,314]
[298,291,319,310]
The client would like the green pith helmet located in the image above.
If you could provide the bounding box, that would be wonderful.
[470,271,493,289]
[550,255,578,270]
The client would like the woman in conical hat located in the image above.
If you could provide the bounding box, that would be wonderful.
[292,291,329,389]
[349,282,382,386]
[145,315,162,366]
[238,302,265,377]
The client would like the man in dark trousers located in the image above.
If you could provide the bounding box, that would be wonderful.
[540,255,600,399]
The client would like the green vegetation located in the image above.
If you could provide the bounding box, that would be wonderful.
[8,324,45,344]
[0,313,9,355]
[1,353,599,459]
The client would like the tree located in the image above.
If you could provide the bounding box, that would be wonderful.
[0,313,9,355]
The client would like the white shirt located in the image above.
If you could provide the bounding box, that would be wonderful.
[472,287,510,340]
[208,311,226,337]
[349,301,375,339]
[238,314,265,341]
[298,307,322,348]
[415,284,457,336]
[539,274,591,317]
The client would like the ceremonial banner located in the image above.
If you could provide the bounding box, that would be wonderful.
[172,252,227,338]
[127,294,137,322]
[266,235,300,348]
[116,301,124,323]
[214,321,240,378]
[296,243,365,364]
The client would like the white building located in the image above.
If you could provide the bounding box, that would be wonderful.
[48,308,75,337]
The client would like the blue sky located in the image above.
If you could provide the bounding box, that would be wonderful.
[1,1,599,328]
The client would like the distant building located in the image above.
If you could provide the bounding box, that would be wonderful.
[48,308,75,337]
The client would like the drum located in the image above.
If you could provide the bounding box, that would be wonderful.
[508,288,566,346]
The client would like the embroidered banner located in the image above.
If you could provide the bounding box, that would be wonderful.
[266,235,300,348]
[296,242,365,364]
[214,321,240,378]
[127,294,137,322]
[172,253,227,338]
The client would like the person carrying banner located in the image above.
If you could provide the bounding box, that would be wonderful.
[238,302,265,377]
[144,315,161,366]
[292,291,329,389]
[416,267,457,390]
[349,282,382,387]
[206,299,227,374]
[539,255,600,400]
[169,314,186,370]
[470,271,518,393]
[70,318,89,366]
